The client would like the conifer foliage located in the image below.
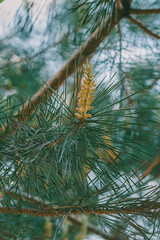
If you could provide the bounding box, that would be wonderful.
[0,0,160,239]
[0,63,160,240]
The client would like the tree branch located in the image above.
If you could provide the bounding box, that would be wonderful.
[0,32,71,71]
[124,75,159,104]
[141,154,160,179]
[1,9,124,132]
[3,189,114,240]
[116,0,123,10]
[130,8,160,15]
[3,188,50,208]
[128,16,160,39]
[67,216,115,240]
[0,202,159,217]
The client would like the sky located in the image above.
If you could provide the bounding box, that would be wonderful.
[0,0,53,37]
[0,0,21,36]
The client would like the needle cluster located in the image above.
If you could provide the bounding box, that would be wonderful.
[75,64,96,121]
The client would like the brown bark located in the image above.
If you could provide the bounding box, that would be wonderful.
[130,8,160,15]
[141,154,160,179]
[128,16,160,39]
[0,201,159,217]
[2,189,115,239]
[2,7,160,132]
[1,9,124,132]
[116,0,123,10]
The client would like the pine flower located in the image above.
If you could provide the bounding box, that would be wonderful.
[75,64,96,121]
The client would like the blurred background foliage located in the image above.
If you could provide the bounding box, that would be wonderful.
[0,0,160,239]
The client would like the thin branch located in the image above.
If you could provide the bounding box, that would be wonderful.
[67,216,115,240]
[0,202,160,217]
[3,188,83,210]
[116,0,123,10]
[3,189,159,239]
[0,32,71,71]
[3,189,115,240]
[145,76,159,90]
[130,8,160,15]
[128,16,160,39]
[1,9,124,132]
[124,86,135,104]
[141,154,160,179]
[117,22,123,80]
[3,188,50,208]
[124,75,159,104]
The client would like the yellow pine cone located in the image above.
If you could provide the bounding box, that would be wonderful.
[75,64,96,121]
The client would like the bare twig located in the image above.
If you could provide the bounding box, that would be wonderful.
[124,76,159,105]
[68,216,115,240]
[116,0,123,10]
[141,154,160,179]
[145,76,159,90]
[124,87,135,104]
[0,32,71,71]
[3,188,50,207]
[117,22,123,79]
[128,16,160,39]
[130,8,160,15]
[3,188,83,210]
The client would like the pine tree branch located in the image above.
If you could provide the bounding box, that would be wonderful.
[3,189,159,240]
[3,189,115,239]
[128,16,160,39]
[1,9,124,132]
[0,202,159,217]
[130,8,160,15]
[141,76,160,179]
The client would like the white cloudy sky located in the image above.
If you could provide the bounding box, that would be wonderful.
[0,0,20,36]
